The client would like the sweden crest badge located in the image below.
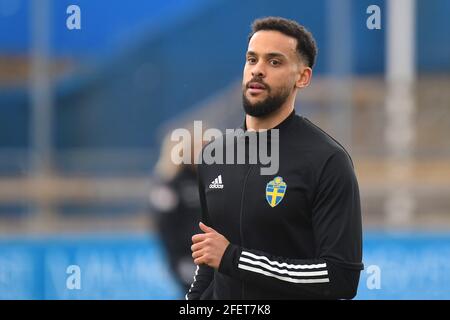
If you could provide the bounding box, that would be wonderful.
[266,176,287,208]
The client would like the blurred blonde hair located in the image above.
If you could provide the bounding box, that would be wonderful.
[154,123,207,181]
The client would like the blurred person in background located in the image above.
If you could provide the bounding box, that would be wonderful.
[148,129,203,294]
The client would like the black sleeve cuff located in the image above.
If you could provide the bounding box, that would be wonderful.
[218,243,242,279]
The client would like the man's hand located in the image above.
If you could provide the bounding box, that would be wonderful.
[191,222,230,270]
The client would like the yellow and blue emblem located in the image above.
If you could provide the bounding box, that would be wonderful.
[266,176,287,208]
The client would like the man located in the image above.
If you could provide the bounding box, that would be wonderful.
[150,163,200,294]
[186,17,363,300]
[150,129,204,295]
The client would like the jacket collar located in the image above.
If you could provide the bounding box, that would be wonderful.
[240,109,296,132]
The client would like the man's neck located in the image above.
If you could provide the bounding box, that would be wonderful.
[246,104,295,131]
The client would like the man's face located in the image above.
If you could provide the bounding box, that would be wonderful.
[242,30,301,117]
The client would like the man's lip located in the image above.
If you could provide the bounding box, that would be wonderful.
[248,82,267,90]
[247,87,266,95]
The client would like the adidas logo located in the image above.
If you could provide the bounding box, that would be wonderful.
[209,175,224,189]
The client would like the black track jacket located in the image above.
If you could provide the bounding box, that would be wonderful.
[186,111,364,300]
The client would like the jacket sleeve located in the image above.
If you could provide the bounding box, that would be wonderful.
[218,149,364,299]
[185,164,215,300]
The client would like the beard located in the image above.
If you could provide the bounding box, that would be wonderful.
[242,84,291,118]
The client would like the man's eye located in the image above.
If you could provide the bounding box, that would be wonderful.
[270,60,281,66]
[247,57,257,64]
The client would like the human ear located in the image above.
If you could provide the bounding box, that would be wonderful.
[296,67,312,89]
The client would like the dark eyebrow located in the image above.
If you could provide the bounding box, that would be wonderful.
[246,51,287,60]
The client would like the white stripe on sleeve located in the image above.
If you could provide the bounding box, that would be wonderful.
[241,251,327,270]
[238,264,330,284]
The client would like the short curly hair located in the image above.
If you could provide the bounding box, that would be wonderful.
[248,17,318,68]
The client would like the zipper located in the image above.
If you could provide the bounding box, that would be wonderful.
[239,164,254,299]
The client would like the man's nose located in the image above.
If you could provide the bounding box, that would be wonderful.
[251,62,265,78]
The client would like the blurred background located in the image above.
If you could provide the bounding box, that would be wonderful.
[0,0,449,299]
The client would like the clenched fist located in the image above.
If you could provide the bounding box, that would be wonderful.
[191,222,230,270]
